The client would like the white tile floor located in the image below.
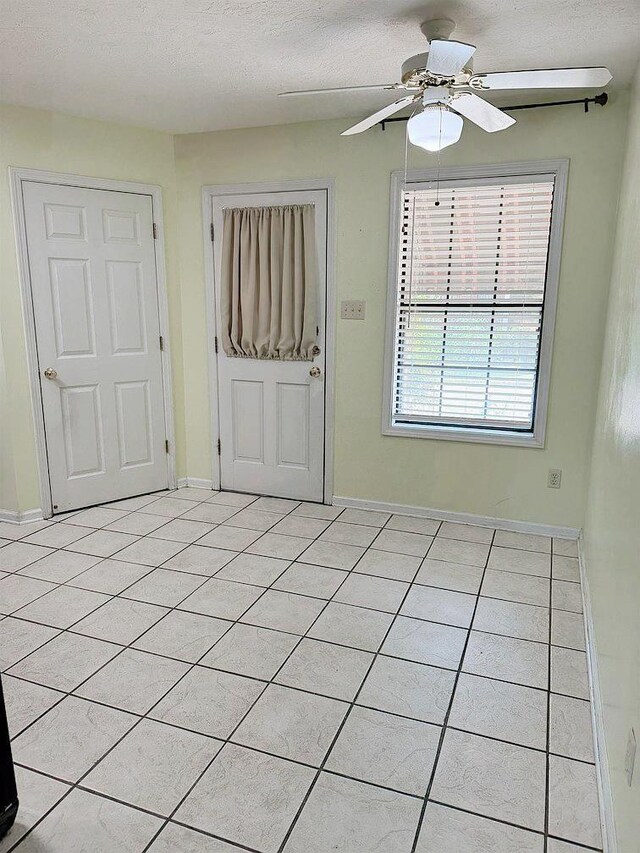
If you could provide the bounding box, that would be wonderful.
[0,489,601,853]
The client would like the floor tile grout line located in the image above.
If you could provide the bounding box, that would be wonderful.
[0,489,224,559]
[10,505,304,726]
[6,646,595,744]
[137,538,363,853]
[3,535,207,691]
[4,545,589,733]
[54,528,359,853]
[428,797,548,838]
[4,576,587,649]
[409,526,498,853]
[160,818,264,853]
[4,499,287,852]
[2,491,593,851]
[6,667,584,831]
[2,517,574,584]
[274,540,439,853]
[3,495,210,600]
[9,755,603,853]
[78,777,262,853]
[3,497,290,746]
[1,498,578,554]
[0,503,196,853]
[5,534,588,705]
[19,520,134,554]
[544,538,556,852]
[426,799,603,851]
[2,490,285,667]
[4,781,77,853]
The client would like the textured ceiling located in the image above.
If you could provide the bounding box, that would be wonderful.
[0,0,638,133]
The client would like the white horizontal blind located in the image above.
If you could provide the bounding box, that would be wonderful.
[393,176,555,432]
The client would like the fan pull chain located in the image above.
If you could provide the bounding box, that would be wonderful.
[402,105,419,331]
[403,108,410,190]
[406,194,416,330]
[435,108,442,207]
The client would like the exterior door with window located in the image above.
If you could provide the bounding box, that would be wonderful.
[212,190,327,502]
[22,181,169,513]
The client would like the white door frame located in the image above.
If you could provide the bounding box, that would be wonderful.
[9,167,177,518]
[202,179,336,503]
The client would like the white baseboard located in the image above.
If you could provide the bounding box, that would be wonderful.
[578,540,617,853]
[176,477,216,490]
[331,495,580,539]
[0,507,44,525]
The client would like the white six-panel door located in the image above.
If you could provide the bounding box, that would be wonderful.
[23,182,169,513]
[212,190,327,502]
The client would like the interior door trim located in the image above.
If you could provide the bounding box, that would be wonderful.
[202,179,336,504]
[9,167,177,518]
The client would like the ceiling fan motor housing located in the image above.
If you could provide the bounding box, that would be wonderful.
[401,52,473,87]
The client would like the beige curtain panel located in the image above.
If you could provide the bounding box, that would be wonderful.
[221,204,318,360]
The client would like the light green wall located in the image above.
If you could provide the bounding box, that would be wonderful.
[1,83,638,841]
[583,64,640,850]
[0,95,630,528]
[0,103,185,512]
[174,94,628,527]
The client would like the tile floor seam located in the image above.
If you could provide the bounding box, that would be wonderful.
[0,491,597,853]
[409,527,498,852]
[3,489,304,676]
[136,537,362,852]
[4,585,588,730]
[4,563,588,718]
[274,539,434,853]
[3,508,289,851]
[427,798,547,839]
[3,512,275,764]
[425,799,601,850]
[6,652,595,738]
[543,538,555,852]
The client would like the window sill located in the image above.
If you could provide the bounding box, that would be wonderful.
[382,421,545,448]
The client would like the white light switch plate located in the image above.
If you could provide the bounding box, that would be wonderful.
[341,300,366,320]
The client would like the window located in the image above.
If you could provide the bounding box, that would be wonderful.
[383,162,567,446]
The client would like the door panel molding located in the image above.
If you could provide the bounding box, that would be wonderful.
[9,168,176,517]
[202,179,336,503]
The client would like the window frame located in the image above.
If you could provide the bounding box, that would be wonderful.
[382,160,569,448]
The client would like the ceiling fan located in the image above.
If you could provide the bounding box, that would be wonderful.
[279,18,612,152]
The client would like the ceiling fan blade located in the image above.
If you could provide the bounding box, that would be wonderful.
[279,84,397,97]
[472,67,612,90]
[341,94,420,136]
[427,39,476,77]
[451,93,516,132]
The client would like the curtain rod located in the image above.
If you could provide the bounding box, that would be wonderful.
[379,92,608,130]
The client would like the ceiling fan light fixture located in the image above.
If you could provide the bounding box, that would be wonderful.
[407,103,463,152]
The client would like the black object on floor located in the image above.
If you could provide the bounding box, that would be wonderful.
[0,675,18,840]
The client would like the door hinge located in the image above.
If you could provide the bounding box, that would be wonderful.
[159,335,164,351]
[165,439,169,453]
[153,222,158,239]
[210,222,214,242]
[214,336,219,354]
[217,438,221,456]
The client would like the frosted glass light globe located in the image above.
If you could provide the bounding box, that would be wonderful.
[407,105,463,152]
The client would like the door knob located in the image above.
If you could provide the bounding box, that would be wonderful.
[43,368,58,380]
[309,366,322,378]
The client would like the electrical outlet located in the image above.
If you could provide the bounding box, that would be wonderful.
[625,728,636,786]
[341,300,366,320]
[547,468,562,489]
